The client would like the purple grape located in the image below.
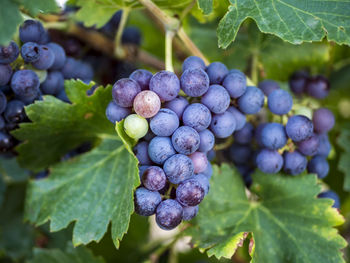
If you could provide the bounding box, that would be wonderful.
[201,84,230,114]
[286,115,313,142]
[142,166,167,191]
[0,131,13,152]
[180,68,209,97]
[0,91,7,114]
[172,126,200,155]
[134,187,162,216]
[19,20,46,43]
[222,70,246,98]
[202,162,213,179]
[105,101,131,123]
[210,110,236,138]
[192,173,210,195]
[112,78,141,107]
[164,96,189,120]
[182,56,206,72]
[228,143,253,164]
[20,42,41,63]
[62,57,80,79]
[198,129,215,152]
[289,71,309,95]
[317,134,331,156]
[283,151,307,175]
[163,154,194,184]
[149,70,180,101]
[237,86,265,114]
[256,149,283,174]
[148,136,176,165]
[182,103,212,132]
[11,70,40,98]
[138,165,150,181]
[206,62,228,84]
[130,69,153,90]
[318,190,340,209]
[47,42,66,70]
[207,150,216,161]
[312,108,335,134]
[296,134,319,156]
[0,41,19,64]
[308,155,329,179]
[234,122,254,145]
[261,123,287,150]
[255,123,266,147]
[4,100,26,123]
[133,90,161,118]
[133,141,152,165]
[258,80,280,96]
[189,152,208,174]
[182,205,199,221]
[176,178,205,206]
[32,45,55,70]
[150,108,179,136]
[306,75,329,99]
[227,106,246,131]
[156,199,183,230]
[268,89,293,115]
[40,71,64,95]
[0,64,12,86]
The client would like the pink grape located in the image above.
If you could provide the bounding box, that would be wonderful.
[133,90,161,118]
[189,152,208,174]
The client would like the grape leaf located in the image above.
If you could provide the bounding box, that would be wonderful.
[218,0,350,48]
[338,126,350,191]
[0,157,30,184]
[13,80,114,172]
[0,0,58,45]
[197,0,213,15]
[188,164,346,262]
[25,136,139,247]
[28,243,105,263]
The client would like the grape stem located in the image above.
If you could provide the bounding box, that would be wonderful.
[165,30,175,72]
[114,7,131,58]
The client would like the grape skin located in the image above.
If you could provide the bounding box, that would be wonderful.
[172,126,200,155]
[133,90,161,118]
[210,110,236,138]
[156,199,183,230]
[142,166,167,191]
[206,62,228,84]
[237,86,265,114]
[234,122,254,145]
[256,149,283,174]
[227,106,246,131]
[47,42,67,70]
[228,143,253,165]
[201,84,230,114]
[296,134,319,156]
[182,103,212,132]
[222,70,247,98]
[164,96,189,120]
[112,78,141,107]
[20,42,41,63]
[189,152,208,174]
[32,45,55,70]
[134,187,162,216]
[163,154,194,184]
[148,136,176,165]
[312,108,335,134]
[182,205,199,221]
[181,68,209,97]
[123,114,148,139]
[11,70,40,98]
[0,41,19,64]
[182,56,206,72]
[268,89,293,115]
[307,155,329,179]
[176,178,205,207]
[105,101,131,124]
[150,108,179,136]
[198,129,215,152]
[133,141,152,165]
[40,71,64,95]
[258,80,280,96]
[149,70,180,101]
[285,115,313,142]
[0,64,12,86]
[261,123,287,150]
[130,69,153,91]
[283,151,307,175]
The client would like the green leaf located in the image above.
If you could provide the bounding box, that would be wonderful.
[188,164,346,262]
[0,0,23,45]
[115,119,136,153]
[338,125,350,191]
[218,0,350,48]
[13,80,114,172]
[25,136,139,247]
[18,0,58,16]
[28,243,105,263]
[197,0,213,15]
[0,157,30,184]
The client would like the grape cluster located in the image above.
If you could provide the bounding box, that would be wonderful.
[0,19,94,154]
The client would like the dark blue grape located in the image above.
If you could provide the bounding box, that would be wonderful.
[4,100,26,123]
[306,75,329,99]
[198,129,215,152]
[19,20,46,43]
[139,165,150,181]
[312,108,335,134]
[20,42,41,63]
[62,57,80,79]
[0,116,5,130]
[148,136,176,165]
[318,190,340,209]
[0,41,19,64]
[180,68,209,97]
[192,173,210,195]
[130,69,152,90]
[112,78,141,107]
[11,70,40,98]
[237,86,265,114]
[222,70,246,98]
[182,205,198,221]
[255,123,266,147]
[317,134,331,156]
[210,110,236,138]
[261,123,287,150]
[32,45,55,70]
[182,56,206,72]
[0,64,12,86]
[163,154,194,184]
[182,103,211,132]
[164,96,189,120]
[134,187,162,216]
[227,106,246,131]
[234,122,254,145]
[228,143,253,164]
[307,155,329,179]
[202,162,213,179]
[256,149,283,174]
[258,80,280,96]
[283,151,307,175]
[150,108,179,136]
[286,115,313,142]
[122,26,142,45]
[0,131,13,151]
[297,134,319,156]
[172,126,200,155]
[133,141,152,165]
[201,84,230,114]
[100,11,122,38]
[40,71,64,95]
[142,166,167,191]
[206,62,228,84]
[268,89,293,115]
[156,199,183,230]
[105,101,131,124]
[149,71,180,101]
[289,71,309,95]
[47,43,66,70]
[75,61,94,82]
[176,178,205,206]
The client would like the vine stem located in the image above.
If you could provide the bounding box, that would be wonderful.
[165,30,175,72]
[114,8,130,58]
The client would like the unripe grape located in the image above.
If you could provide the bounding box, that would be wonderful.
[133,90,161,118]
[123,114,148,139]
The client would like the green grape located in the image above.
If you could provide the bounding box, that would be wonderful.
[123,114,148,139]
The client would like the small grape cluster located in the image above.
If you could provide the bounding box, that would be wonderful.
[0,19,93,154]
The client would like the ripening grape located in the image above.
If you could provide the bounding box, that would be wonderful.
[133,90,161,118]
[189,151,208,174]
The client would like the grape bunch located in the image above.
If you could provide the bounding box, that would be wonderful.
[0,19,94,154]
